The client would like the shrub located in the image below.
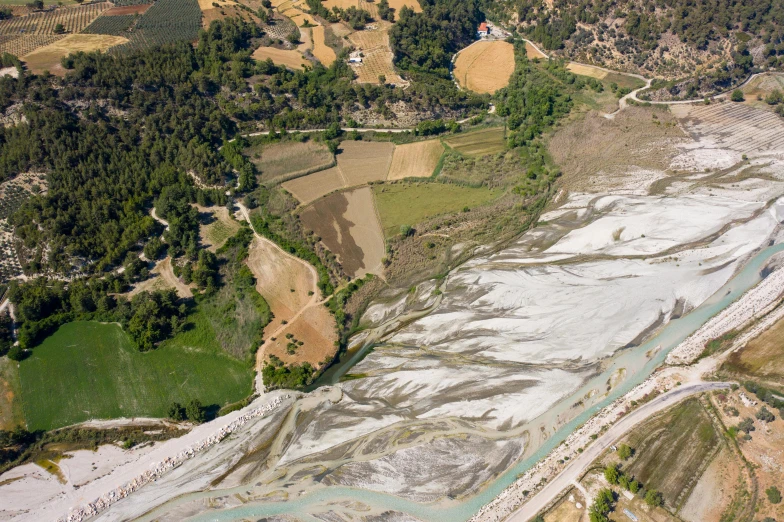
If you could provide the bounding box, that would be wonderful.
[767,486,782,504]
[185,399,205,423]
[617,443,633,460]
[756,406,775,423]
[604,465,620,485]
[645,489,664,507]
[731,89,745,102]
[738,417,756,433]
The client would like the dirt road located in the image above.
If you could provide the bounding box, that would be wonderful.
[505,381,731,522]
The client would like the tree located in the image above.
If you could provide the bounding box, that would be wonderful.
[53,23,65,34]
[756,406,775,423]
[604,465,620,485]
[400,224,413,237]
[7,345,25,361]
[186,399,205,423]
[731,89,745,102]
[645,489,664,507]
[144,237,166,260]
[766,486,782,504]
[617,443,633,460]
[766,89,783,105]
[738,417,756,433]
[629,479,641,494]
[168,402,185,421]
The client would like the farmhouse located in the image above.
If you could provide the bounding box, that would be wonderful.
[477,22,489,37]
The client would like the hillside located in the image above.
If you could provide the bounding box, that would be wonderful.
[490,0,784,98]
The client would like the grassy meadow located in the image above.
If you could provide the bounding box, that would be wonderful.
[373,182,502,237]
[18,318,253,431]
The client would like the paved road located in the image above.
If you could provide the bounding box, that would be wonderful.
[506,381,731,522]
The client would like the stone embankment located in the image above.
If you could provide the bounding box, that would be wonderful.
[59,396,288,522]
[666,265,784,365]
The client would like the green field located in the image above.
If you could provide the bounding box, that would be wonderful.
[443,127,506,157]
[373,182,502,237]
[18,318,253,431]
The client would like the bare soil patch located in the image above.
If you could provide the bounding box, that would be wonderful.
[336,140,394,185]
[300,186,385,278]
[247,139,334,184]
[282,166,345,205]
[252,46,307,70]
[453,40,515,94]
[246,236,314,326]
[387,139,444,180]
[723,313,784,384]
[548,106,687,194]
[311,25,335,66]
[104,4,150,15]
[680,445,742,522]
[263,304,337,369]
[22,34,127,75]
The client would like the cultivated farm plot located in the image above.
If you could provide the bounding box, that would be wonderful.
[0,172,46,282]
[373,182,502,237]
[81,14,137,36]
[23,34,128,75]
[0,356,23,430]
[301,186,385,278]
[444,127,506,157]
[672,101,784,156]
[311,25,335,66]
[387,139,444,180]
[252,45,307,70]
[103,4,152,15]
[336,140,394,185]
[18,321,254,431]
[453,40,515,94]
[622,397,721,511]
[347,23,405,85]
[386,0,421,12]
[246,235,314,326]
[740,73,784,112]
[0,34,63,58]
[247,139,335,184]
[0,2,110,36]
[282,166,345,205]
[109,0,202,54]
[263,304,337,369]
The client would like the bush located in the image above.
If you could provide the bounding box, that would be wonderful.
[767,486,782,504]
[731,89,745,102]
[604,465,620,484]
[617,443,633,460]
[185,399,205,423]
[168,402,185,421]
[738,417,756,433]
[7,345,25,361]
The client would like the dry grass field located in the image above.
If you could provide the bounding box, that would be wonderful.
[252,46,307,70]
[525,41,546,59]
[336,140,394,185]
[723,313,784,384]
[0,2,110,36]
[566,62,609,79]
[453,40,515,94]
[543,488,588,522]
[197,0,234,9]
[329,21,353,37]
[444,127,506,157]
[246,236,314,326]
[247,140,334,183]
[740,73,784,112]
[311,25,336,66]
[387,0,421,12]
[282,166,345,204]
[387,139,444,180]
[22,34,128,75]
[195,205,241,252]
[301,187,385,278]
[323,0,357,9]
[347,22,405,85]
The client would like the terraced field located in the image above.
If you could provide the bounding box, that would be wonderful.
[444,127,507,157]
[387,139,444,180]
[246,139,335,184]
[671,102,784,155]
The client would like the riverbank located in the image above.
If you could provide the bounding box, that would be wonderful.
[471,258,784,522]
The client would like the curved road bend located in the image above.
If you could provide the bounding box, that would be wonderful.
[506,381,732,522]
